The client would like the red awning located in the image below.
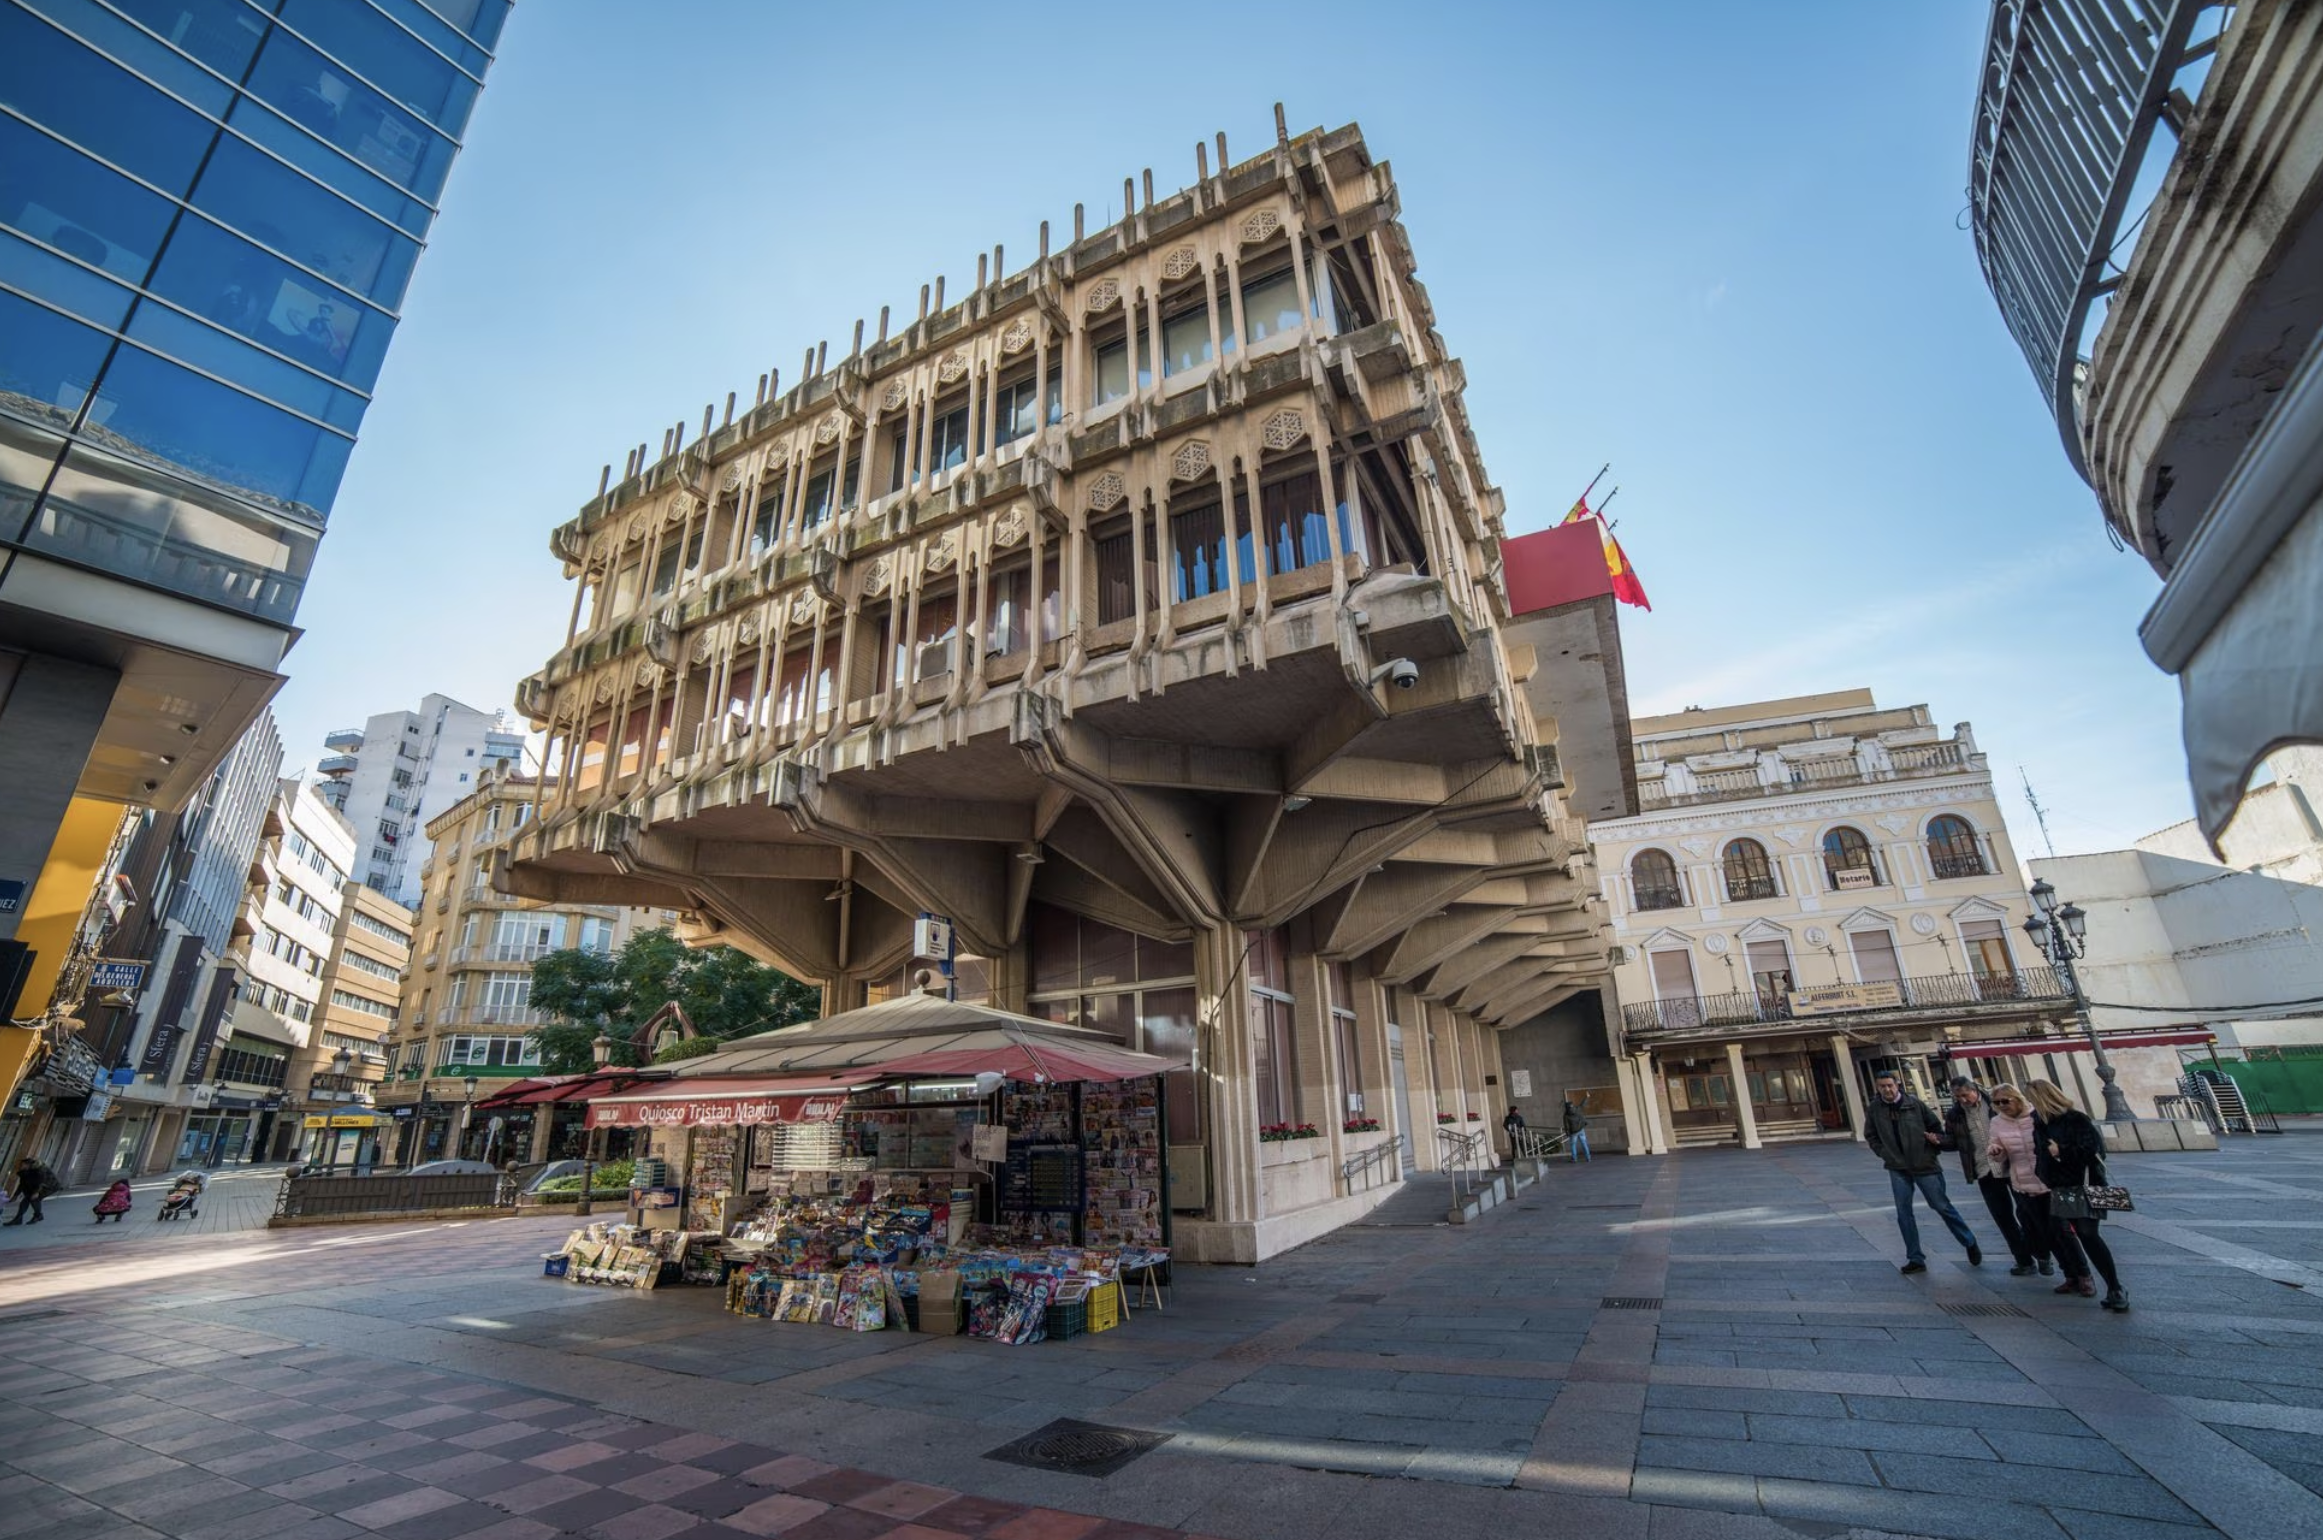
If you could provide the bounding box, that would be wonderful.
[584,1073,872,1129]
[474,1073,641,1111]
[871,1039,1181,1085]
[1949,1031,2215,1059]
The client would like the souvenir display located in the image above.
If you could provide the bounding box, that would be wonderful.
[552,1223,690,1289]
[1079,1081,1165,1247]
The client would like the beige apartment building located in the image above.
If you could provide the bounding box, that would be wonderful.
[279,881,412,1168]
[1592,691,2101,1150]
[378,765,665,1164]
[498,118,1632,1262]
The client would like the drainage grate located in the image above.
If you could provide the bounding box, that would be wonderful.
[1939,1302,2029,1319]
[984,1419,1170,1478]
[1601,1297,1663,1310]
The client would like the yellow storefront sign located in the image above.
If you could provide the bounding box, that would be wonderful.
[302,1113,384,1128]
[1788,981,1904,1016]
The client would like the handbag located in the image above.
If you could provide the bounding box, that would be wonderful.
[2050,1154,2132,1220]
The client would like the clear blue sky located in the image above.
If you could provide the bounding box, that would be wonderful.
[275,0,2194,859]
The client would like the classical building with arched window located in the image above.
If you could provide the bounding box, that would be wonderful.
[1586,689,2089,1153]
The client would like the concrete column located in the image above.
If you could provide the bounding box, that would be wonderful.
[1830,1035,1867,1136]
[1614,1056,1649,1156]
[527,1110,556,1163]
[1631,1051,1669,1154]
[1726,1041,1762,1149]
[0,655,120,942]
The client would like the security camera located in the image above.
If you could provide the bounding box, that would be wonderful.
[1370,658,1419,691]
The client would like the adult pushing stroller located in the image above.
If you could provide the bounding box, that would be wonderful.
[156,1171,205,1220]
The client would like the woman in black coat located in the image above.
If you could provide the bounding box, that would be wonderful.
[2025,1079,2127,1312]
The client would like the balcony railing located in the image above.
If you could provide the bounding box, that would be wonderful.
[1969,0,2207,479]
[1622,966,2069,1040]
[1639,741,1969,810]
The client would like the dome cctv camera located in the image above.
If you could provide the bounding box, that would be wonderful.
[1369,657,1419,690]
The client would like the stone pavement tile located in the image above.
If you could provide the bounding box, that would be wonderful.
[615,1465,723,1501]
[687,1443,789,1477]
[915,1496,1030,1536]
[1755,1477,2063,1540]
[744,1456,842,1490]
[1745,1411,1996,1458]
[789,1469,899,1506]
[323,1429,437,1464]
[1845,1394,2086,1435]
[846,1481,954,1520]
[567,1451,692,1486]
[523,1487,653,1532]
[587,1503,709,1540]
[1643,1384,1850,1418]
[1638,1407,1747,1439]
[456,1521,560,1540]
[247,1518,364,1540]
[724,1493,833,1536]
[93,1471,256,1522]
[1869,1451,2199,1523]
[48,1451,189,1496]
[1991,1429,2144,1475]
[645,1432,736,1462]
[1079,1523,1185,1540]
[0,1489,106,1539]
[765,1510,899,1540]
[985,1510,1104,1540]
[1637,1434,1880,1487]
[195,1443,344,1482]
[479,1472,600,1513]
[2048,1512,2224,1540]
[1173,1466,1361,1540]
[402,1453,520,1493]
[1626,1466,1760,1514]
[663,1477,772,1521]
[525,1438,626,1472]
[338,1485,467,1529]
[173,1498,331,1540]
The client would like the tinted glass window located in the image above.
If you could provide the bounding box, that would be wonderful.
[244,29,455,199]
[0,6,214,195]
[0,287,114,427]
[34,443,316,621]
[92,343,353,516]
[0,415,66,544]
[16,0,231,114]
[224,94,432,237]
[371,0,486,74]
[0,116,176,283]
[278,0,478,138]
[125,302,368,430]
[109,0,274,79]
[1242,268,1302,344]
[148,215,395,389]
[192,136,418,305]
[0,229,138,332]
[413,0,507,50]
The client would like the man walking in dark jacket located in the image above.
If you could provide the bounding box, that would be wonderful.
[1865,1072,1980,1274]
[1942,1077,2036,1274]
[4,1157,57,1225]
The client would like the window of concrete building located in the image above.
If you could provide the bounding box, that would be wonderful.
[1169,493,1227,602]
[1329,961,1364,1115]
[1822,826,1880,890]
[1241,264,1304,345]
[911,587,958,680]
[750,477,785,555]
[1246,926,1298,1126]
[611,557,642,616]
[850,608,892,702]
[1091,333,1130,406]
[1026,906,1199,1138]
[1259,466,1344,576]
[1723,838,1778,902]
[1926,815,1985,879]
[1746,939,1793,1009]
[1848,928,1901,984]
[984,564,1031,657]
[1092,516,1138,625]
[887,421,912,493]
[801,454,856,529]
[575,716,609,792]
[993,373,1059,445]
[926,397,971,476]
[577,916,614,954]
[1632,849,1685,910]
[1161,297,1212,376]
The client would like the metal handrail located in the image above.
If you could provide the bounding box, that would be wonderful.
[1339,1133,1406,1192]
[1513,1128,1569,1164]
[1622,966,2070,1038]
[1968,0,2207,480]
[1435,1125,1487,1202]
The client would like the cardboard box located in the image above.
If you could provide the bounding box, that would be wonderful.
[916,1268,963,1335]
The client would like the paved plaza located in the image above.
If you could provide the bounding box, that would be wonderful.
[4,1132,2322,1540]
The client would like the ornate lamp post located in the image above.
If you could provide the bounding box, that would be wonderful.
[577,1031,614,1218]
[2022,879,2136,1123]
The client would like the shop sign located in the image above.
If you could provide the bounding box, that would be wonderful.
[913,913,954,965]
[970,1124,1008,1162]
[1789,981,1904,1016]
[586,1093,846,1130]
[1834,867,1875,891]
[80,1091,112,1122]
[0,879,25,917]
[89,960,146,991]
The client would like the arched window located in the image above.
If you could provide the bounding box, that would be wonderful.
[1631,850,1685,911]
[1722,838,1778,902]
[1822,826,1879,891]
[1926,815,1985,879]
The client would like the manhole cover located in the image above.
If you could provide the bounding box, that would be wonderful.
[1601,1297,1663,1310]
[1939,1302,2028,1318]
[985,1419,1170,1478]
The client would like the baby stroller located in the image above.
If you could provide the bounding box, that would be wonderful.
[156,1171,205,1221]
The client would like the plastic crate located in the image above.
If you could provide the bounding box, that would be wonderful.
[1044,1298,1088,1340]
[1087,1281,1121,1333]
[542,1255,570,1278]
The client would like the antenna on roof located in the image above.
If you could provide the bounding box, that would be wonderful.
[2021,768,2058,859]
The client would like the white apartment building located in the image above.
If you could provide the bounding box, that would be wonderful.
[316,694,525,906]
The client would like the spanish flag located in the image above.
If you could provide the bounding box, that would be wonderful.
[1561,498,1650,610]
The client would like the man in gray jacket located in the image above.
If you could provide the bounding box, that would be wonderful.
[1865,1071,1981,1274]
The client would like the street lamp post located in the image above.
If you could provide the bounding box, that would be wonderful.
[2022,879,2136,1123]
[578,1031,614,1218]
[461,1075,479,1159]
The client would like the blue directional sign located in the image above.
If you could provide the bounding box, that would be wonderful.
[90,960,147,991]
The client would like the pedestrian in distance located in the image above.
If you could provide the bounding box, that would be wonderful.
[4,1157,58,1225]
[92,1179,132,1222]
[1982,1083,2057,1278]
[1501,1104,1526,1161]
[1864,1070,1981,1274]
[1561,1097,1592,1162]
[2025,1079,2129,1312]
[1943,1077,2036,1273]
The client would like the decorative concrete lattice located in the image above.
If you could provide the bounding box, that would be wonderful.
[864,554,893,595]
[993,504,1029,547]
[1260,408,1306,451]
[1161,245,1200,281]
[938,351,969,384]
[627,512,651,541]
[814,413,842,445]
[1084,277,1122,313]
[788,591,817,625]
[738,615,762,646]
[925,531,959,572]
[665,492,696,525]
[635,660,664,689]
[1000,317,1034,355]
[593,673,617,704]
[1241,207,1282,245]
[722,463,744,492]
[1171,440,1212,481]
[690,630,716,664]
[882,380,909,411]
[1087,472,1126,512]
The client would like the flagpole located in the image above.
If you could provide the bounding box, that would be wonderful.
[1597,486,1620,525]
[1572,463,1609,511]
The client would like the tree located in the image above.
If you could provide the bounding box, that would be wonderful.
[529,929,820,1073]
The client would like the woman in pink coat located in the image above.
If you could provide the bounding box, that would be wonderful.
[92,1180,132,1222]
[1983,1085,2061,1281]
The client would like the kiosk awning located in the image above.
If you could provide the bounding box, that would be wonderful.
[1949,1030,2214,1059]
[584,1073,874,1129]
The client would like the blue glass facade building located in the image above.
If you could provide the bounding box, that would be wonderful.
[0,0,506,623]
